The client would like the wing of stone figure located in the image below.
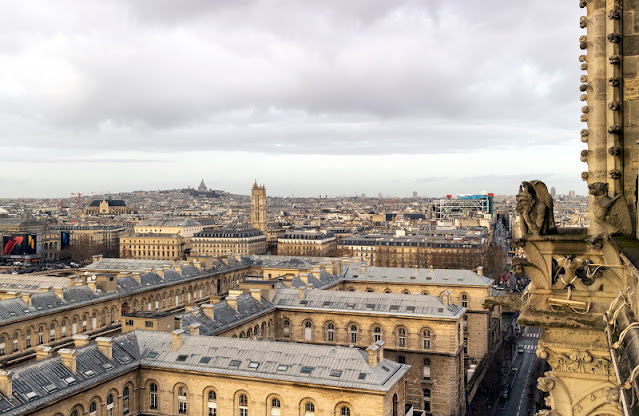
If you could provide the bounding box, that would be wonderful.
[530,180,558,233]
[608,195,633,235]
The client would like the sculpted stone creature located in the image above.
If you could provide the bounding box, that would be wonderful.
[516,180,557,236]
[588,182,632,236]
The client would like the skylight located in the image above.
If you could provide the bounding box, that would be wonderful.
[25,391,38,400]
[248,361,260,369]
[64,376,76,384]
[102,363,113,370]
[83,370,95,377]
[277,365,289,371]
[199,356,211,364]
[43,384,57,393]
[147,352,158,359]
[300,366,313,374]
[358,373,366,380]
[229,360,241,367]
[176,355,188,362]
[329,370,342,377]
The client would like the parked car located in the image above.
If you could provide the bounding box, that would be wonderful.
[500,384,511,400]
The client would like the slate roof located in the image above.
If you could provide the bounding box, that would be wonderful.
[0,331,408,415]
[195,228,264,238]
[87,199,127,207]
[0,274,71,293]
[241,255,336,269]
[81,258,172,272]
[284,270,341,290]
[136,218,202,227]
[273,288,465,319]
[342,263,493,287]
[180,292,275,335]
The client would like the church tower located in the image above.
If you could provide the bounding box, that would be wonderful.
[251,181,267,233]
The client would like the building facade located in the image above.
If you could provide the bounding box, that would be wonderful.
[82,199,132,216]
[191,228,267,257]
[251,182,268,234]
[277,231,337,257]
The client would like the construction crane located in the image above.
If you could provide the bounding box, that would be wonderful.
[71,192,95,210]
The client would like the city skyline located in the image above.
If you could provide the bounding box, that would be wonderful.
[1,1,584,198]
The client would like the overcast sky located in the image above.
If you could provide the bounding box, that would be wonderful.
[0,0,585,198]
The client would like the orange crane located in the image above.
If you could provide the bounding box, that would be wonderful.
[71,192,95,210]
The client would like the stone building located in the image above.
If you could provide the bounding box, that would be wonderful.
[191,228,267,257]
[82,199,132,216]
[251,181,268,234]
[0,330,409,416]
[119,233,186,260]
[277,231,337,257]
[133,218,203,237]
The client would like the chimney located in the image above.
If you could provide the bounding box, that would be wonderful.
[87,280,97,292]
[353,258,360,265]
[360,265,366,274]
[201,304,216,320]
[132,273,141,284]
[174,265,182,275]
[72,334,90,348]
[366,343,380,366]
[299,273,309,285]
[189,323,201,336]
[92,254,103,263]
[20,293,31,306]
[54,287,65,300]
[144,268,152,274]
[35,346,53,360]
[96,337,113,359]
[67,276,76,287]
[477,266,483,277]
[375,339,385,362]
[40,286,52,293]
[414,267,419,274]
[429,265,434,273]
[155,269,164,278]
[0,371,13,396]
[193,261,202,270]
[163,264,171,270]
[226,296,238,311]
[229,289,243,297]
[250,289,262,302]
[172,329,184,351]
[298,287,305,299]
[441,290,451,306]
[58,348,77,372]
[220,256,229,265]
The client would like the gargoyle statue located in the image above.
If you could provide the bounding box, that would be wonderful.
[516,180,557,236]
[588,182,632,236]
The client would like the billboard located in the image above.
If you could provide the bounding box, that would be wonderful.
[61,231,71,249]
[2,234,37,256]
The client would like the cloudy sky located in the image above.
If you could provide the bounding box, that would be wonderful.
[1,0,585,198]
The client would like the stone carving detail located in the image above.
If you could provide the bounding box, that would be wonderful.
[609,55,620,64]
[537,374,555,392]
[580,92,587,100]
[581,63,588,70]
[589,182,632,236]
[580,114,588,122]
[582,106,590,114]
[608,124,621,134]
[608,9,621,20]
[608,146,620,156]
[535,411,563,416]
[580,16,587,27]
[579,0,587,8]
[516,181,557,236]
[608,101,620,111]
[581,171,589,180]
[609,169,621,179]
[609,77,620,87]
[607,33,621,43]
[537,346,613,375]
[585,236,603,250]
[580,129,589,137]
[580,150,588,162]
[579,84,587,92]
[605,387,621,404]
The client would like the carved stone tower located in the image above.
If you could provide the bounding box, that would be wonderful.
[485,2,639,415]
[251,181,267,234]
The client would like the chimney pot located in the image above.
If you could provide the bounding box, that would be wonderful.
[226,296,238,311]
[72,334,90,348]
[58,348,77,372]
[250,289,262,302]
[189,323,201,336]
[96,337,113,359]
[0,371,13,396]
[298,287,305,299]
[20,293,31,306]
[172,329,184,351]
[477,266,483,277]
[201,304,216,320]
[35,345,53,360]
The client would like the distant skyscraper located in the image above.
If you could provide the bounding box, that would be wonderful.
[413,191,418,198]
[550,187,556,198]
[251,181,267,233]
[569,190,576,198]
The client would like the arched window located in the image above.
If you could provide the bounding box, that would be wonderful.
[340,406,351,416]
[423,329,431,349]
[207,390,217,416]
[384,289,392,294]
[106,394,114,416]
[178,386,187,414]
[461,293,468,308]
[401,290,410,295]
[398,327,406,348]
[82,314,88,332]
[239,333,244,339]
[304,321,312,341]
[50,323,56,342]
[246,329,251,339]
[283,320,290,338]
[110,307,116,324]
[393,393,398,416]
[149,383,158,410]
[423,389,431,412]
[365,288,374,292]
[38,326,44,344]
[305,402,316,415]
[350,325,357,343]
[239,394,248,416]
[123,386,130,415]
[373,326,382,342]
[71,411,79,416]
[270,397,281,415]
[327,323,334,342]
[12,333,18,352]
[89,401,97,416]
[26,330,31,348]
[421,290,429,295]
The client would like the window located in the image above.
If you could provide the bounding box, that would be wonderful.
[393,393,399,416]
[271,397,281,415]
[327,323,334,341]
[373,326,381,342]
[423,358,431,381]
[71,411,79,416]
[398,327,406,347]
[305,402,316,415]
[150,383,158,410]
[283,320,290,338]
[239,394,248,416]
[178,386,187,414]
[304,321,312,341]
[423,330,431,349]
[89,401,97,416]
[38,327,44,345]
[340,406,351,416]
[461,293,468,308]
[12,333,18,353]
[463,315,468,332]
[424,389,431,412]
[350,325,357,343]
[398,355,406,364]
[26,330,31,348]
[145,321,154,328]
[106,393,114,416]
[123,386,130,415]
[208,390,217,416]
[50,323,55,342]
[464,337,468,354]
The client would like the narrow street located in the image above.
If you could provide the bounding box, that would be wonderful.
[494,327,544,416]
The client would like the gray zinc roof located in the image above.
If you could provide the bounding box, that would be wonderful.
[273,288,464,319]
[81,258,172,272]
[342,263,493,287]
